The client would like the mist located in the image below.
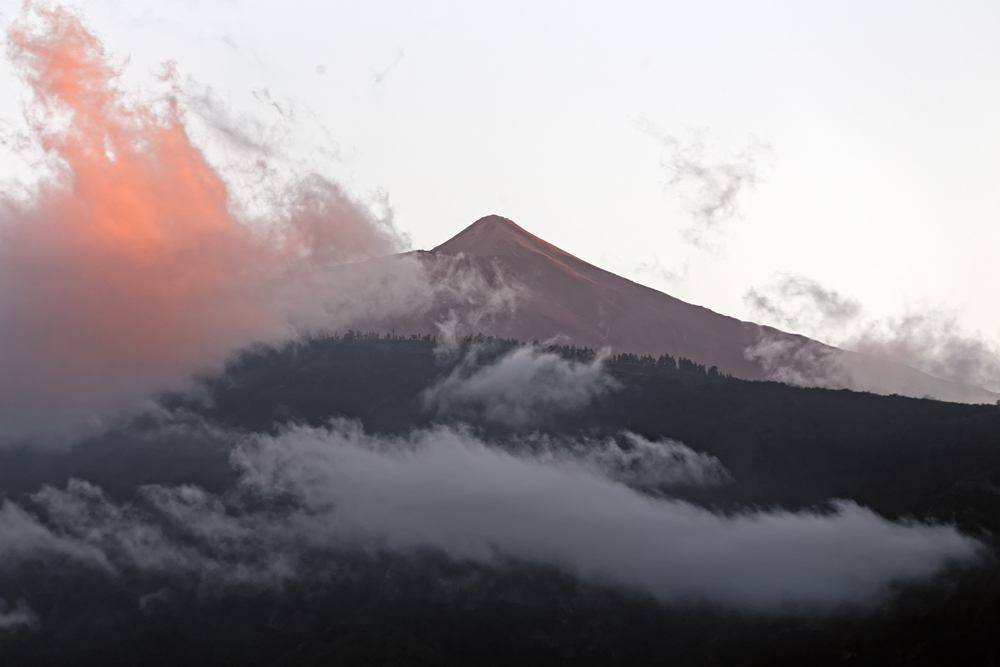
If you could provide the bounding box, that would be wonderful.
[555,431,734,489]
[0,421,980,613]
[423,344,617,428]
[243,425,978,611]
[745,274,1000,400]
[850,313,1000,394]
[0,599,37,631]
[745,275,862,334]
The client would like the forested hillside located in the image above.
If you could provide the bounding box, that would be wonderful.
[2,333,999,666]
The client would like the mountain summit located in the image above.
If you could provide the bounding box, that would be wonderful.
[412,215,996,403]
[425,215,771,377]
[433,215,585,266]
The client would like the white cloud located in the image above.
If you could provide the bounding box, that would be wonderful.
[0,423,980,612]
[423,345,618,427]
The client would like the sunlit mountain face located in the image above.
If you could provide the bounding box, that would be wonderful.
[1,4,1000,667]
[395,214,997,404]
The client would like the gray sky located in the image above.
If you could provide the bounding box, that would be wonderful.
[1,0,998,342]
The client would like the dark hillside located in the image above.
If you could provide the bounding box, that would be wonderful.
[3,333,1000,666]
[180,334,1000,532]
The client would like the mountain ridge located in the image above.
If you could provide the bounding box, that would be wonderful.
[407,215,996,404]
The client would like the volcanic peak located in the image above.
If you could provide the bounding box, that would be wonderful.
[431,215,587,269]
[417,214,999,404]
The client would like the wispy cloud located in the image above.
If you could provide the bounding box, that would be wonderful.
[423,344,618,428]
[372,49,404,87]
[0,598,38,632]
[529,431,732,489]
[745,274,861,334]
[745,274,1000,398]
[850,313,1000,393]
[640,121,768,248]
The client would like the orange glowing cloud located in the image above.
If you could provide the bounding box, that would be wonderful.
[0,4,405,437]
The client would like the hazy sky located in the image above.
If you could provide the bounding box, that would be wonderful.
[1,0,998,342]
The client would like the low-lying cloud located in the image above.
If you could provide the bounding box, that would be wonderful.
[0,598,37,632]
[744,335,847,390]
[745,274,1000,400]
[423,345,618,427]
[0,423,980,612]
[850,314,1000,394]
[552,431,733,488]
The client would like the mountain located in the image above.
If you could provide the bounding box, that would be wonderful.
[401,215,995,404]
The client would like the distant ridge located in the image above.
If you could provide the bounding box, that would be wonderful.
[405,215,997,404]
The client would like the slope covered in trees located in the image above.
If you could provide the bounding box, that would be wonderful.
[1,333,999,666]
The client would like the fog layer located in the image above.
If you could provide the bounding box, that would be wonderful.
[0,422,979,612]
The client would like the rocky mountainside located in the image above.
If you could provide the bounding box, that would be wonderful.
[401,215,996,404]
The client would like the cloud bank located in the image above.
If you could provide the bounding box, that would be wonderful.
[0,6,395,435]
[850,314,1000,394]
[0,5,518,439]
[0,423,980,612]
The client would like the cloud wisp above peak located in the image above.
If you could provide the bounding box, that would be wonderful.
[639,121,769,249]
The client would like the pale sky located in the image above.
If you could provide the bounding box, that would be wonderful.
[2,0,998,345]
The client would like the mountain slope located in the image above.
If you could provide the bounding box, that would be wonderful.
[426,215,778,378]
[407,215,996,403]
